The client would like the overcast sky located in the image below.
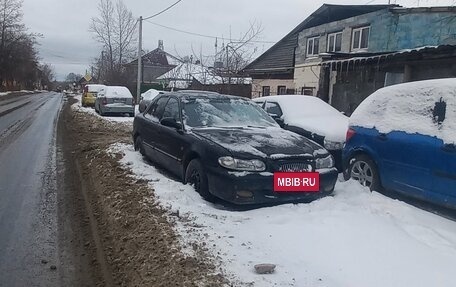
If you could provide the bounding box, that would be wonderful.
[22,0,455,80]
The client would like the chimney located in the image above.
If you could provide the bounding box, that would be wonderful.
[158,40,164,50]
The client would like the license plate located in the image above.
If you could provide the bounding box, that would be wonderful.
[274,172,320,192]
[114,98,126,103]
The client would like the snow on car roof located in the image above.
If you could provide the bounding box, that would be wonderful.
[141,89,161,100]
[103,86,133,98]
[254,95,342,117]
[350,78,456,144]
[254,95,349,142]
[86,84,106,92]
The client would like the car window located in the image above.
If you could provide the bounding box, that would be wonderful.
[146,96,169,121]
[265,102,283,117]
[162,97,181,122]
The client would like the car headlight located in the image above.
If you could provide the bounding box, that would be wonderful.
[315,155,335,169]
[218,156,266,172]
[324,139,344,150]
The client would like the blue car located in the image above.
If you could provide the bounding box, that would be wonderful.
[343,79,456,208]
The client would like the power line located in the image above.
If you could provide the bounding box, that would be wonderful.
[144,20,277,44]
[143,0,183,20]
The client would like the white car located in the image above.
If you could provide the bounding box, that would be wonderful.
[95,86,135,117]
[139,89,162,113]
[254,95,348,170]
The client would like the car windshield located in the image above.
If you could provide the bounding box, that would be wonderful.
[183,98,278,128]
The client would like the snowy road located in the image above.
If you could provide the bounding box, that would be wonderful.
[110,143,456,287]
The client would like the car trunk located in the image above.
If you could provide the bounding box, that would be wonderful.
[106,97,133,105]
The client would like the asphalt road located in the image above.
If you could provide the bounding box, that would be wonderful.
[0,92,94,286]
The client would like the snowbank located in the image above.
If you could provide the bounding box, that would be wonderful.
[110,143,456,287]
[351,79,456,144]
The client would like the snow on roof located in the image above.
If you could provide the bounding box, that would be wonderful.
[350,78,456,144]
[323,45,450,66]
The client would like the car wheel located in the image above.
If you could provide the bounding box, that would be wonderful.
[185,159,216,202]
[134,136,145,156]
[349,154,381,191]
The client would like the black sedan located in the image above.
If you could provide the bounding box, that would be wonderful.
[132,91,338,204]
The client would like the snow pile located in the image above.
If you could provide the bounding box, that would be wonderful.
[254,95,349,143]
[351,79,456,143]
[110,142,456,287]
[70,94,136,123]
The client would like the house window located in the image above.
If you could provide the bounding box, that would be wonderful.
[301,87,314,96]
[327,32,342,52]
[307,36,320,56]
[277,86,287,95]
[262,86,270,97]
[352,26,370,50]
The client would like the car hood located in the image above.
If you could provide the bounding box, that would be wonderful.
[192,127,325,159]
[285,115,349,143]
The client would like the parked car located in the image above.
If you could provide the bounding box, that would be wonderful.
[82,84,105,107]
[138,89,162,113]
[343,79,456,208]
[133,91,338,204]
[95,86,135,117]
[254,95,348,171]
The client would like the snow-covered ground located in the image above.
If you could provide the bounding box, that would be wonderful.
[70,94,138,123]
[0,90,38,97]
[108,143,456,287]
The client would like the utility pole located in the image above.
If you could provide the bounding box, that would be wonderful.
[136,16,143,102]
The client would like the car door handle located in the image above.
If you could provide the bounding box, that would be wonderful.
[442,143,456,153]
[377,133,388,141]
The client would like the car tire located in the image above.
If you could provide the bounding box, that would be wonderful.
[185,159,216,202]
[349,154,382,191]
[134,136,145,156]
[99,108,105,116]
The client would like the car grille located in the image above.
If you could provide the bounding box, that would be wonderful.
[278,162,313,172]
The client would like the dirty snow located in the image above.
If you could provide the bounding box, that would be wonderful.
[71,94,137,123]
[350,78,456,144]
[254,95,349,143]
[110,142,456,287]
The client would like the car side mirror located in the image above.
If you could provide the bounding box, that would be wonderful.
[139,104,146,113]
[161,117,183,130]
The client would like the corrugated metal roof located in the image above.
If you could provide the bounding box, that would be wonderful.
[243,4,398,74]
[322,45,456,66]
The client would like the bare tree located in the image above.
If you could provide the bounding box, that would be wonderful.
[90,0,137,84]
[0,0,40,90]
[218,21,263,85]
[39,63,55,86]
